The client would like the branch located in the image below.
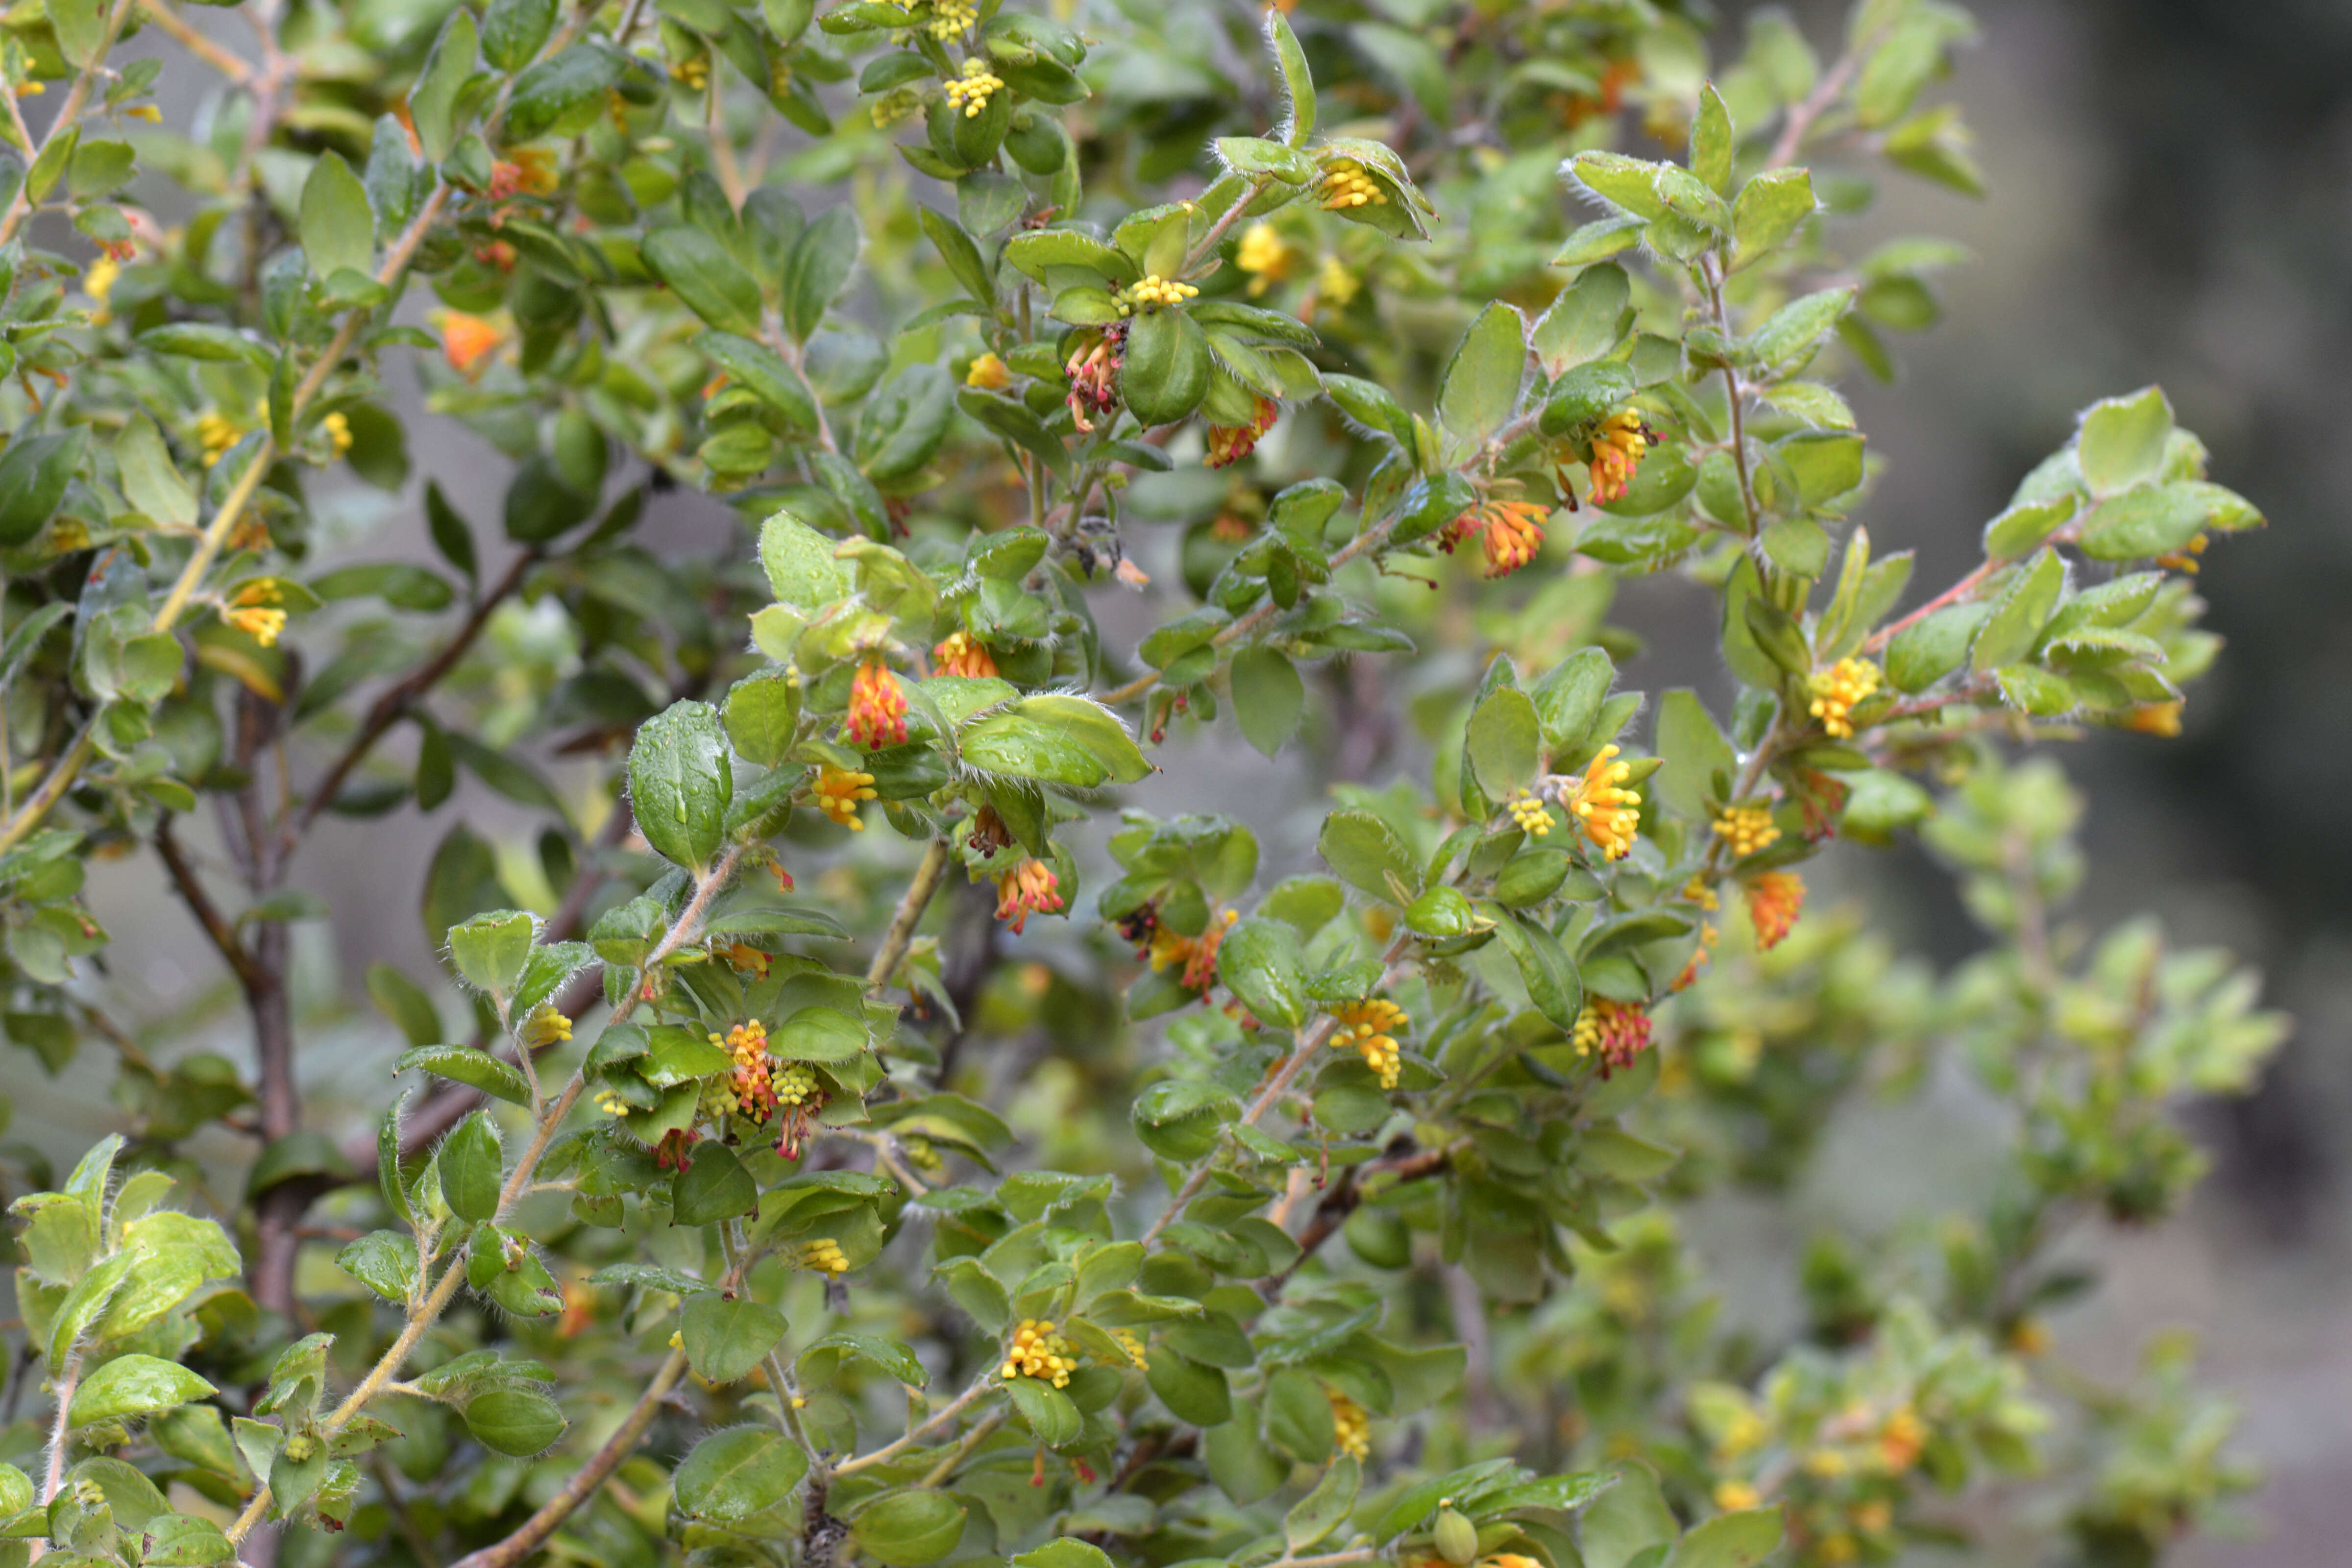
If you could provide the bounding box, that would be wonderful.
[0,0,140,246]
[1766,47,1862,170]
[864,837,952,995]
[153,818,265,995]
[832,1376,997,1478]
[278,545,540,852]
[136,0,254,83]
[443,1346,689,1568]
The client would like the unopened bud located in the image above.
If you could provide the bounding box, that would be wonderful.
[1434,1506,1478,1567]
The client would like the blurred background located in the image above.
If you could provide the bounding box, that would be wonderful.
[38,0,2352,1562]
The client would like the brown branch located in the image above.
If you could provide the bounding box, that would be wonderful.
[443,1346,688,1568]
[864,837,953,995]
[279,546,541,852]
[153,819,264,995]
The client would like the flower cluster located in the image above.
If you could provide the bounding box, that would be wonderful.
[196,411,244,467]
[221,581,287,647]
[1744,871,1806,951]
[942,59,1002,117]
[1148,907,1237,993]
[800,1238,848,1275]
[994,858,1064,934]
[924,0,978,38]
[437,310,506,379]
[1560,744,1642,860]
[1713,805,1780,858]
[1329,998,1408,1089]
[1572,997,1654,1076]
[1205,396,1279,468]
[814,766,877,828]
[1586,409,1656,505]
[963,352,1010,391]
[520,1005,572,1051]
[933,631,998,679]
[1109,1327,1148,1371]
[1507,788,1553,836]
[1124,274,1198,310]
[1000,1320,1078,1388]
[1319,158,1386,210]
[1235,222,1298,294]
[1443,497,1552,577]
[1329,1390,1371,1461]
[1808,658,1880,739]
[846,659,908,748]
[1064,325,1124,432]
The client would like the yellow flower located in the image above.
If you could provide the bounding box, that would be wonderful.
[2156,532,2207,574]
[1205,396,1279,469]
[1807,657,1880,738]
[1712,805,1779,858]
[925,0,978,37]
[1561,743,1641,860]
[964,352,1011,392]
[943,59,1003,118]
[195,411,244,467]
[1329,1390,1371,1460]
[1001,1319,1078,1387]
[82,254,118,321]
[801,1237,849,1275]
[1328,998,1407,1089]
[1319,158,1387,210]
[673,53,710,91]
[1109,1326,1148,1371]
[2124,701,2181,736]
[813,766,878,829]
[1876,1404,1926,1472]
[1124,273,1199,310]
[1507,788,1552,837]
[1314,253,1361,309]
[1743,871,1804,951]
[871,85,922,128]
[1235,222,1298,295]
[1712,1480,1760,1513]
[221,580,286,646]
[520,1004,572,1050]
[321,411,352,457]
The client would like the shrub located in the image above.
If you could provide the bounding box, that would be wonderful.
[0,0,2282,1566]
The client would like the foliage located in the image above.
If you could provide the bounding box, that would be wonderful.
[0,0,2283,1567]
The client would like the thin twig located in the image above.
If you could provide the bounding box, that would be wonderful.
[0,0,141,246]
[136,0,254,83]
[864,837,952,994]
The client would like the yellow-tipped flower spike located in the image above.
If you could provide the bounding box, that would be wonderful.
[942,58,1003,118]
[1562,744,1642,860]
[1235,221,1298,295]
[1328,1389,1371,1461]
[1124,274,1200,310]
[1571,997,1653,1076]
[1000,1319,1078,1387]
[933,630,998,678]
[800,1237,849,1275]
[1327,998,1407,1089]
[846,659,909,748]
[925,0,978,38]
[1507,788,1552,837]
[963,352,1011,392]
[1743,871,1805,951]
[1586,409,1655,505]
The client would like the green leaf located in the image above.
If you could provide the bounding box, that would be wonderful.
[394,1045,530,1106]
[1652,690,1734,824]
[1580,1465,1677,1568]
[672,1140,760,1226]
[461,1387,565,1456]
[0,431,88,546]
[48,0,101,67]
[760,505,848,609]
[681,1294,788,1383]
[299,153,374,282]
[1982,493,2076,561]
[676,1425,808,1522]
[481,0,556,72]
[138,1513,237,1566]
[1668,1508,1784,1568]
[629,700,732,874]
[1318,809,1419,904]
[439,1111,504,1223]
[1731,167,1815,269]
[852,1490,968,1567]
[1885,602,1992,693]
[2077,481,2223,562]
[1568,151,1668,219]
[853,364,955,481]
[1216,917,1308,1029]
[69,1356,216,1428]
[1553,215,1644,268]
[919,206,995,305]
[784,207,860,341]
[1230,646,1304,757]
[503,43,625,142]
[1488,910,1580,1030]
[1119,308,1211,427]
[335,1230,419,1303]
[1993,663,2075,716]
[1265,7,1315,143]
[1466,686,1540,799]
[1746,286,1853,368]
[2075,386,2172,497]
[1286,1454,1360,1552]
[446,909,534,1000]
[1690,83,1734,193]
[1437,302,1526,444]
[1971,548,2066,674]
[1531,264,1628,372]
[409,11,478,162]
[643,225,763,337]
[699,332,818,433]
[1145,1348,1231,1426]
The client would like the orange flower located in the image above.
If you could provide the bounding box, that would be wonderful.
[1807,657,1879,739]
[1148,907,1238,994]
[1744,871,1804,951]
[933,631,998,679]
[437,311,505,380]
[1443,498,1552,578]
[994,858,1064,934]
[965,352,1012,391]
[1205,396,1279,468]
[813,767,877,828]
[1571,998,1652,1076]
[1329,998,1407,1089]
[1562,744,1642,860]
[1586,410,1655,505]
[845,659,908,749]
